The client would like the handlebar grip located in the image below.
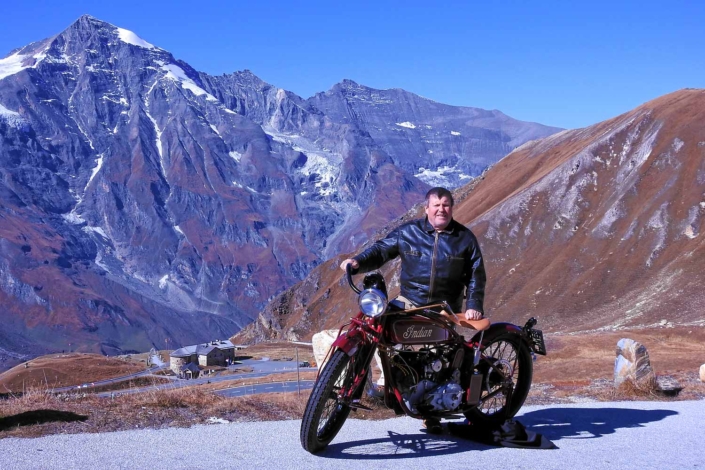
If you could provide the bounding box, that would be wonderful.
[346,263,361,294]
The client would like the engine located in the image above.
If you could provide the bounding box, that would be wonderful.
[389,344,465,414]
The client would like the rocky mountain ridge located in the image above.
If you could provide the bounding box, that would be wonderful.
[237,89,705,342]
[0,15,560,367]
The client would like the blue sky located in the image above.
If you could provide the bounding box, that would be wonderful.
[1,1,703,129]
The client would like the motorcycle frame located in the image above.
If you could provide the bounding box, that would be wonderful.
[322,306,532,420]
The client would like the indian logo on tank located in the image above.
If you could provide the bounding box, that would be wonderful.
[402,325,434,339]
[390,319,449,343]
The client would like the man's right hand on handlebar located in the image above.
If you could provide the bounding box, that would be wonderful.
[340,259,359,271]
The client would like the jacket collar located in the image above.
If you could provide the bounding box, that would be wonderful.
[422,217,456,234]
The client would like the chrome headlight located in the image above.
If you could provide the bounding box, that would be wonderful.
[358,288,388,318]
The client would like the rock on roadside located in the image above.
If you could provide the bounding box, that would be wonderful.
[312,329,340,369]
[615,338,655,387]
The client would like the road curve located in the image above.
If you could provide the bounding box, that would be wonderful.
[1,400,701,470]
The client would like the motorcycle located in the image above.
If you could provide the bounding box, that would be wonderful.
[300,265,547,453]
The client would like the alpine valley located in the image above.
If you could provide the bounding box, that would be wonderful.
[0,16,560,368]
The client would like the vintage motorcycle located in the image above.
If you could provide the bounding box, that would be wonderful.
[300,265,547,453]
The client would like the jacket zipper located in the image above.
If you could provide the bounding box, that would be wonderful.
[428,231,439,303]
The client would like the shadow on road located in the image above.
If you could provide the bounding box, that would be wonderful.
[0,409,87,431]
[518,407,678,440]
[321,406,677,459]
[321,430,488,459]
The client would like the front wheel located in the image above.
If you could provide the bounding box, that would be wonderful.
[464,332,533,425]
[300,350,354,453]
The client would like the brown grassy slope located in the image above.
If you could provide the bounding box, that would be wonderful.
[533,327,705,383]
[239,342,315,363]
[454,89,705,332]
[0,353,144,393]
[0,387,310,439]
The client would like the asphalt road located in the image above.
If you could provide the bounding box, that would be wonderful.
[215,380,315,397]
[93,360,317,397]
[1,400,702,469]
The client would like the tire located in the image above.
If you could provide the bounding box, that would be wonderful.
[300,350,354,453]
[464,332,533,425]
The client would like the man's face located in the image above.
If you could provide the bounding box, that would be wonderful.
[425,195,453,231]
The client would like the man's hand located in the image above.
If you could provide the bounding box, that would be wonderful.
[340,258,359,272]
[464,309,483,321]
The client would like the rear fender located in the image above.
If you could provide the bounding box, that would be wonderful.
[468,322,526,346]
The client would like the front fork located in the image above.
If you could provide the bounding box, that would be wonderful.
[328,316,382,407]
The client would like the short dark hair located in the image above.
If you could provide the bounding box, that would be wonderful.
[425,187,454,207]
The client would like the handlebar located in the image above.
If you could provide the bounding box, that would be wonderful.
[345,263,361,294]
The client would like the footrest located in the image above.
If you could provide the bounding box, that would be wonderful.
[350,400,373,411]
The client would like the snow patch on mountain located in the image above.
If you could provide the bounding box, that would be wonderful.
[62,212,86,225]
[161,64,218,102]
[0,103,25,126]
[228,151,242,162]
[396,122,416,129]
[82,225,109,240]
[116,28,157,50]
[0,46,50,81]
[414,165,470,186]
[144,109,164,169]
[263,127,342,196]
[298,152,338,196]
[86,153,105,191]
[0,53,31,81]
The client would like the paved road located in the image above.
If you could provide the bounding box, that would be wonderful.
[96,363,317,397]
[1,400,702,469]
[238,358,310,373]
[215,380,315,397]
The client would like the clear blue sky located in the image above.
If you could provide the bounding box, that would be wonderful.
[1,1,703,129]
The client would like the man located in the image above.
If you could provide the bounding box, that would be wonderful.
[340,187,486,434]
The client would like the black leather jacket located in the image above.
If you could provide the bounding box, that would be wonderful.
[353,217,486,314]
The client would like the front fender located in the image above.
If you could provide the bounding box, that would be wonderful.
[331,329,365,357]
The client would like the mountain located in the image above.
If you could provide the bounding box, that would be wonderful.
[238,89,705,341]
[0,15,560,367]
[309,80,560,189]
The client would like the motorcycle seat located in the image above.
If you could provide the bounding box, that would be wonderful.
[440,311,491,331]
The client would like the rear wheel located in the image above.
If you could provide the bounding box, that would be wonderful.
[300,350,354,453]
[464,332,533,425]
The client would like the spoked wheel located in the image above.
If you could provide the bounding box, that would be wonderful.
[300,350,355,453]
[464,332,533,425]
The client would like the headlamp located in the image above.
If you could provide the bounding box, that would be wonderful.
[358,288,388,318]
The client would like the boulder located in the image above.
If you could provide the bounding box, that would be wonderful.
[312,329,340,370]
[700,364,705,382]
[656,376,683,397]
[614,338,655,386]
